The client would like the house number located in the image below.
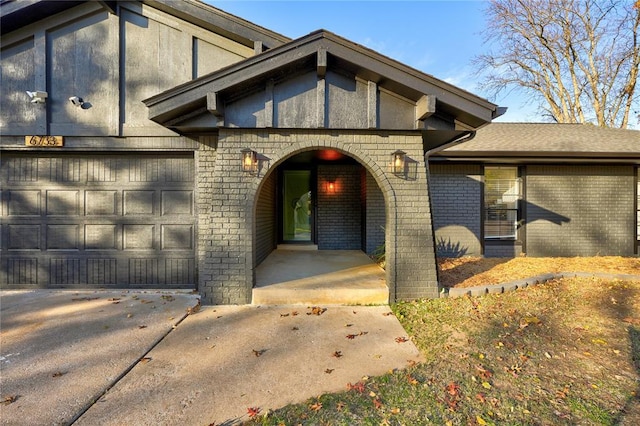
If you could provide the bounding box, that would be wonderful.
[25,135,64,147]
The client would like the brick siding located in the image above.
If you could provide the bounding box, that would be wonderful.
[196,129,439,304]
[429,163,483,257]
[526,165,635,256]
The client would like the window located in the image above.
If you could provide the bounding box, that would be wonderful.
[484,166,521,239]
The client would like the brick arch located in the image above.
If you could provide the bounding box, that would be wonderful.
[245,134,398,303]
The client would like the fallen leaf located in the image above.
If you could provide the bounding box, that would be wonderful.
[591,338,608,345]
[1,396,17,405]
[347,382,365,393]
[345,323,353,327]
[346,334,357,339]
[292,311,299,316]
[127,313,133,318]
[52,371,64,378]
[407,375,418,385]
[332,351,343,358]
[476,393,486,403]
[309,401,322,411]
[482,381,492,389]
[382,312,394,316]
[373,398,383,409]
[446,382,460,396]
[280,313,290,317]
[476,415,488,425]
[307,306,327,316]
[138,325,147,329]
[369,391,377,397]
[161,295,175,302]
[476,365,493,379]
[325,369,334,374]
[291,326,299,331]
[247,407,260,418]
[252,349,266,357]
[395,336,409,343]
[623,317,640,325]
[391,407,400,414]
[139,357,152,364]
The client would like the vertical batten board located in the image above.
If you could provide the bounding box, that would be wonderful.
[367,80,377,129]
[34,30,47,135]
[264,79,274,127]
[316,77,326,128]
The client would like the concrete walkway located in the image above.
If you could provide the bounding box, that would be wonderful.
[0,291,422,425]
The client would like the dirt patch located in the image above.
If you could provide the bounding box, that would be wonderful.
[439,256,640,288]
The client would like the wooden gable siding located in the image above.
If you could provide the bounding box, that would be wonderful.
[0,2,252,139]
[219,70,417,130]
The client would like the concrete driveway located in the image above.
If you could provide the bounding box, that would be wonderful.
[1,290,423,425]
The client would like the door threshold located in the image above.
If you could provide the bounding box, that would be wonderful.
[277,244,318,251]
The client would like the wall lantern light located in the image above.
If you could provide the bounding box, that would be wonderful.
[241,148,258,174]
[26,90,48,104]
[391,150,406,176]
[327,181,335,193]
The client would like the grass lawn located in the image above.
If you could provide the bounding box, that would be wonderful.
[246,257,640,425]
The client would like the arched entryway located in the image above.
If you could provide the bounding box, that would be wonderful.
[251,148,389,304]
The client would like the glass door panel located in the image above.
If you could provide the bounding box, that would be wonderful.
[282,170,312,242]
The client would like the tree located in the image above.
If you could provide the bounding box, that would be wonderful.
[476,0,640,128]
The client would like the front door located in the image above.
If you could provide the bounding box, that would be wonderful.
[282,170,313,243]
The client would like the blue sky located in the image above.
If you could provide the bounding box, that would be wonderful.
[208,0,540,123]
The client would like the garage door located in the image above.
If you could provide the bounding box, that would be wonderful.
[1,152,196,289]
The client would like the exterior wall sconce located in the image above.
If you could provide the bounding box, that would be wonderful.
[327,181,335,193]
[391,150,406,176]
[241,148,258,174]
[26,90,48,104]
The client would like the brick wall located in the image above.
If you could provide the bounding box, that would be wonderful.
[255,171,276,265]
[365,170,385,255]
[196,129,439,304]
[317,165,362,249]
[526,165,635,256]
[429,163,483,257]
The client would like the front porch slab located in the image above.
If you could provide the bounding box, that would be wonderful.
[253,249,388,305]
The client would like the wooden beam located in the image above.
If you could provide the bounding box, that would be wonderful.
[416,95,436,121]
[207,92,224,117]
[317,47,327,78]
[254,40,263,55]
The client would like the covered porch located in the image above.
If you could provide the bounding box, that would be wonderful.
[253,247,387,305]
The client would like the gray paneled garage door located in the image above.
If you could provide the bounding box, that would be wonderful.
[1,152,195,289]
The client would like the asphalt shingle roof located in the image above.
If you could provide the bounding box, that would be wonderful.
[441,123,639,157]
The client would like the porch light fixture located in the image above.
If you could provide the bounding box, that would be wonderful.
[327,181,335,193]
[391,150,406,176]
[241,148,258,174]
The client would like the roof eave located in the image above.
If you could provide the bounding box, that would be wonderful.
[145,30,500,130]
